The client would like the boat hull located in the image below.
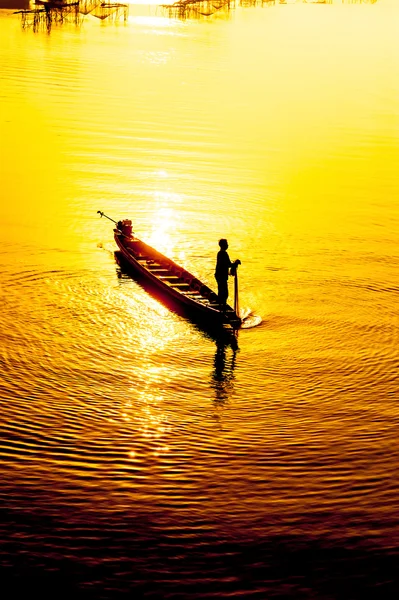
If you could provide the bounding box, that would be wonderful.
[114,230,241,329]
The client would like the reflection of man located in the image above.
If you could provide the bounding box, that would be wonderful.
[214,239,240,313]
[212,334,238,405]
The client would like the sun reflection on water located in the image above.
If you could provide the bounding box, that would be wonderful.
[128,380,172,461]
[147,205,177,257]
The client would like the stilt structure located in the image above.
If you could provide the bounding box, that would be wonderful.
[17,0,128,31]
[18,1,80,31]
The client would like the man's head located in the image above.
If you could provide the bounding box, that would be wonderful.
[219,238,228,250]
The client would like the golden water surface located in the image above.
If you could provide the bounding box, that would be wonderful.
[0,1,398,597]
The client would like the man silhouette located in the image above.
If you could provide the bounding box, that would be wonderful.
[215,239,240,313]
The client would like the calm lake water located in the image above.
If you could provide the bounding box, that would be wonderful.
[1,1,398,597]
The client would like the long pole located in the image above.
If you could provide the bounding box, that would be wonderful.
[234,271,239,318]
[97,210,117,225]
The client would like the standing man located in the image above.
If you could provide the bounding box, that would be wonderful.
[215,239,240,313]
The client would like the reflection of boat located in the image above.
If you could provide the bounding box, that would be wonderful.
[103,214,241,330]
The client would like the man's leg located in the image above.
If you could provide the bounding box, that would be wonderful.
[218,280,228,314]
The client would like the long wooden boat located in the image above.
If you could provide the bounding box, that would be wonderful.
[108,216,241,329]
